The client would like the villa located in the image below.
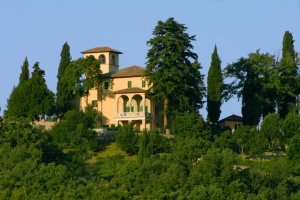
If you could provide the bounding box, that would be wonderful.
[78,46,164,131]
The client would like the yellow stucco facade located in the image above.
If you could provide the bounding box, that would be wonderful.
[78,46,164,131]
[218,114,243,132]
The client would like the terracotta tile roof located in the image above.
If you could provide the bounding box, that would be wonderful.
[102,65,145,78]
[113,87,146,94]
[218,114,243,123]
[81,46,123,54]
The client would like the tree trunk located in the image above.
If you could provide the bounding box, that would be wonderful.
[241,145,244,159]
[85,89,90,108]
[164,98,168,129]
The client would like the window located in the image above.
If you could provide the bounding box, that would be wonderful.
[111,55,116,65]
[234,124,241,130]
[104,82,109,90]
[99,54,106,64]
[128,81,132,88]
[92,100,98,108]
[142,80,146,88]
[138,106,143,112]
[124,107,130,112]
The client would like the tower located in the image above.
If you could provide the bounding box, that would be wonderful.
[81,46,123,74]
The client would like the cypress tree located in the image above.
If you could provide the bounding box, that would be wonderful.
[19,57,29,84]
[6,62,55,120]
[278,31,298,119]
[137,130,148,165]
[242,67,262,126]
[207,45,222,123]
[56,42,72,116]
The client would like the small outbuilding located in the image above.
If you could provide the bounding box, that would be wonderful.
[218,114,243,132]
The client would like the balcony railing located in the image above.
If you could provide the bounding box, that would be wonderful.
[116,112,151,119]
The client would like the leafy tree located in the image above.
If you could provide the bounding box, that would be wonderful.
[249,129,268,162]
[278,31,298,119]
[19,56,29,84]
[138,130,167,164]
[0,119,71,199]
[207,45,223,123]
[56,42,72,116]
[213,130,234,150]
[287,134,300,165]
[6,62,55,120]
[188,185,225,200]
[188,148,240,188]
[282,110,300,139]
[144,18,205,129]
[260,113,282,155]
[50,107,97,150]
[172,112,211,140]
[62,56,102,105]
[224,50,276,126]
[115,123,139,155]
[233,125,252,158]
[171,136,211,171]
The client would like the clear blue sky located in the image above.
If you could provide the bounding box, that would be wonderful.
[1,1,299,120]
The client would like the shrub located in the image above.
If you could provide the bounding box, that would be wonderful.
[115,123,139,155]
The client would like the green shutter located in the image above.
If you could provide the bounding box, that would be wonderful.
[142,80,146,88]
[131,107,134,112]
[92,100,97,107]
[104,82,109,89]
[128,81,132,88]
[124,107,130,112]
[139,106,143,112]
[145,106,148,113]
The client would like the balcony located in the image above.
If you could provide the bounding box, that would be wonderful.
[115,112,152,120]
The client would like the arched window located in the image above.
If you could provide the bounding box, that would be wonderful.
[99,54,106,64]
[111,55,116,65]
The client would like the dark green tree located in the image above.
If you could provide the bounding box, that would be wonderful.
[249,129,268,163]
[137,130,167,164]
[172,111,211,140]
[242,66,262,126]
[282,110,300,139]
[0,119,71,199]
[6,62,56,120]
[233,125,252,158]
[207,45,222,123]
[278,31,298,119]
[213,130,234,150]
[144,18,205,129]
[19,57,29,84]
[224,50,276,126]
[56,42,72,116]
[260,113,282,155]
[287,134,300,165]
[50,107,97,150]
[115,123,139,155]
[137,130,148,164]
[62,56,102,106]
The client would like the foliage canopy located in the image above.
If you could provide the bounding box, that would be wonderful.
[144,17,205,128]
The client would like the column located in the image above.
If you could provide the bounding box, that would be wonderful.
[142,119,145,130]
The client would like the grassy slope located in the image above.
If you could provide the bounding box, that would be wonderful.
[86,142,137,176]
